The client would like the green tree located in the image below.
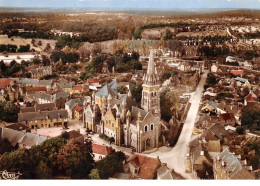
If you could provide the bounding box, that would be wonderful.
[206,73,217,87]
[36,161,52,179]
[0,101,18,122]
[66,152,94,179]
[130,82,143,103]
[236,126,246,135]
[89,168,101,179]
[160,90,179,122]
[0,138,15,155]
[117,86,127,94]
[163,29,173,40]
[241,109,260,130]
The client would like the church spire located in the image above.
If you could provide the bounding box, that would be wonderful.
[143,50,159,86]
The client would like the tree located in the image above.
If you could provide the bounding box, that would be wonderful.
[41,55,51,66]
[94,151,125,179]
[163,29,173,40]
[44,43,51,52]
[66,152,94,179]
[0,101,18,122]
[165,91,180,119]
[241,109,260,130]
[130,82,143,103]
[0,138,15,155]
[206,73,217,87]
[89,169,100,179]
[236,126,246,135]
[35,161,52,179]
[117,86,127,94]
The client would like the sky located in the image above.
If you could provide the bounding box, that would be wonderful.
[0,0,260,9]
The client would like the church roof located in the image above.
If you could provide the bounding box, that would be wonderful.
[96,84,117,98]
[131,106,148,122]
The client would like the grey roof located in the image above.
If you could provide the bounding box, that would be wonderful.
[107,80,118,91]
[207,100,217,108]
[157,165,174,180]
[65,98,84,110]
[35,103,56,111]
[34,93,52,101]
[58,83,73,88]
[96,84,117,98]
[20,107,35,113]
[31,66,52,75]
[52,92,70,100]
[131,106,148,121]
[118,95,136,111]
[235,77,247,83]
[18,110,68,121]
[13,78,39,85]
[38,80,53,86]
[1,127,47,147]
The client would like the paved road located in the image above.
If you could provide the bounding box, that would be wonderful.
[146,70,209,179]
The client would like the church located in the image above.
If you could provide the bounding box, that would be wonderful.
[83,50,161,152]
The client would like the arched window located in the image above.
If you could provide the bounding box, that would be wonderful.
[144,125,148,132]
[150,124,154,131]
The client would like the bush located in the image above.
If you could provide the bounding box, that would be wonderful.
[99,134,110,141]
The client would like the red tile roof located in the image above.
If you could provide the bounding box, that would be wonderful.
[33,87,47,91]
[74,105,83,112]
[231,70,244,76]
[128,154,160,179]
[219,113,236,122]
[73,85,83,90]
[0,79,12,89]
[92,144,113,156]
[245,93,257,103]
[87,79,99,83]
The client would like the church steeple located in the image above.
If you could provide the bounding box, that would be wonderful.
[143,50,160,86]
[141,50,160,117]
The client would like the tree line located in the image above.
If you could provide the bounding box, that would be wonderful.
[0,44,30,53]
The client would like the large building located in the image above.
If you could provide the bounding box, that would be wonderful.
[83,50,161,153]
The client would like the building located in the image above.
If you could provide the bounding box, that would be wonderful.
[18,110,68,129]
[244,92,257,106]
[213,149,255,179]
[30,66,52,79]
[157,164,174,180]
[211,64,218,73]
[65,98,84,119]
[74,105,83,121]
[92,144,114,161]
[219,113,237,127]
[127,154,161,179]
[141,50,160,118]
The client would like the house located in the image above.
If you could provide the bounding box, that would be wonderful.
[199,123,232,145]
[57,83,74,93]
[244,92,257,106]
[226,56,245,63]
[201,100,217,113]
[207,140,221,159]
[127,154,161,179]
[219,113,236,126]
[87,79,101,90]
[74,105,83,121]
[213,149,255,179]
[18,110,68,129]
[0,127,47,149]
[65,98,84,119]
[204,91,217,100]
[5,122,30,132]
[92,144,114,161]
[69,84,88,95]
[235,77,251,89]
[231,70,244,77]
[30,66,52,79]
[157,164,174,180]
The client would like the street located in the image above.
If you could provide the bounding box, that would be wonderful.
[145,70,209,179]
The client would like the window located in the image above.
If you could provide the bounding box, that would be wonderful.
[112,123,114,127]
[144,125,148,132]
[99,156,102,160]
[151,124,154,131]
[109,120,111,124]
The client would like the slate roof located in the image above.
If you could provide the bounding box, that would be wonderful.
[107,80,118,91]
[38,80,53,86]
[201,124,231,143]
[96,84,117,98]
[217,149,255,179]
[0,79,12,88]
[0,127,47,147]
[128,154,160,179]
[92,144,114,156]
[18,110,68,121]
[34,93,52,101]
[235,77,247,83]
[157,165,174,180]
[52,92,70,100]
[207,100,217,108]
[13,78,39,85]
[118,95,137,111]
[131,106,148,122]
[58,83,73,88]
[65,98,84,110]
[20,107,36,113]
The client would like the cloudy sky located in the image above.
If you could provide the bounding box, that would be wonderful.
[0,0,260,9]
